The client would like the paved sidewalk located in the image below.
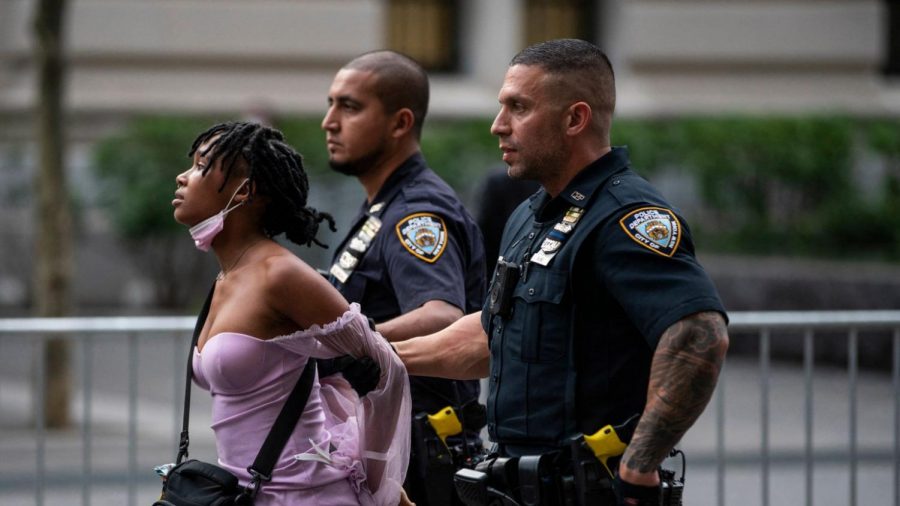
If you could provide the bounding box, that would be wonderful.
[680,357,896,505]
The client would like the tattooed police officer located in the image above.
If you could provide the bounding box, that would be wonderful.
[395,39,729,506]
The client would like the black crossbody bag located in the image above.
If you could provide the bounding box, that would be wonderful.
[154,283,317,506]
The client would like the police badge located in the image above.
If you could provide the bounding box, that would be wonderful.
[619,207,682,257]
[396,212,448,263]
[329,215,382,284]
[530,206,584,266]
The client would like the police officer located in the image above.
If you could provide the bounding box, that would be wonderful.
[322,50,486,506]
[395,39,730,506]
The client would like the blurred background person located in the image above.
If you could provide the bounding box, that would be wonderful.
[474,164,539,278]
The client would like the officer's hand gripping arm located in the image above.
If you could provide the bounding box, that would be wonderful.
[394,312,489,380]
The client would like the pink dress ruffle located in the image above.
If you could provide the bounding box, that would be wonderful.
[192,304,410,506]
[270,303,411,505]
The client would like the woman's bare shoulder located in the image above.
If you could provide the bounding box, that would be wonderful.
[261,250,349,328]
[261,249,313,281]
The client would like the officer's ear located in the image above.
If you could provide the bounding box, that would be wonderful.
[390,108,415,139]
[565,102,592,137]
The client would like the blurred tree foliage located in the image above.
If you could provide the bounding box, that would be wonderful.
[613,117,900,260]
[94,115,900,264]
[419,119,497,191]
[93,116,220,307]
[94,116,218,239]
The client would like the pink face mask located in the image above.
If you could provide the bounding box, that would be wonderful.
[189,179,249,252]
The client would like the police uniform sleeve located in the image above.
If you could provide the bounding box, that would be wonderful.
[598,205,726,347]
[383,210,469,313]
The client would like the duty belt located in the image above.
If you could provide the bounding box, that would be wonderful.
[453,423,685,506]
[453,447,616,506]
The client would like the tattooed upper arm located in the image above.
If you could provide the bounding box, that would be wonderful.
[658,311,729,363]
[622,311,729,474]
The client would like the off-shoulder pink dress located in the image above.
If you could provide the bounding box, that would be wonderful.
[192,304,410,505]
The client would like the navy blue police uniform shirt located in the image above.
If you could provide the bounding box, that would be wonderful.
[482,147,726,439]
[330,153,486,414]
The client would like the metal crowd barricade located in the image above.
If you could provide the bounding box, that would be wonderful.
[1,311,900,506]
[0,316,194,506]
[727,311,900,506]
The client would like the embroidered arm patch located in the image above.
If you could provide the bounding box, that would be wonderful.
[395,212,448,263]
[618,206,682,257]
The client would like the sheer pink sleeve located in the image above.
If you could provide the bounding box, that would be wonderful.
[270,304,411,506]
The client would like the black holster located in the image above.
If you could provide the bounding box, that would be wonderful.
[569,437,616,506]
[453,450,615,506]
[410,411,491,506]
[410,412,457,506]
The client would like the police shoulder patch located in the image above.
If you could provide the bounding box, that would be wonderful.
[395,212,448,263]
[618,206,682,257]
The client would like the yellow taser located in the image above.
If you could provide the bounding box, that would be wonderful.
[427,406,463,445]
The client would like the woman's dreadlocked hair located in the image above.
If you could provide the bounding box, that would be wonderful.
[188,121,336,248]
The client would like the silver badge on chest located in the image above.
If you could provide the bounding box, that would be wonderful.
[330,214,382,283]
[530,206,584,266]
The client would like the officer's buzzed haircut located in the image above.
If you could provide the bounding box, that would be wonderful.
[343,50,430,139]
[511,39,615,129]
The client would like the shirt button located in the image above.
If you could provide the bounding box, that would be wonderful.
[528,288,535,295]
[528,232,535,239]
[612,179,621,186]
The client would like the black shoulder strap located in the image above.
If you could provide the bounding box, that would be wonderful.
[176,281,318,488]
[176,282,217,464]
[248,356,316,480]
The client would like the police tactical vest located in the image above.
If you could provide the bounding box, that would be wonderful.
[485,166,667,450]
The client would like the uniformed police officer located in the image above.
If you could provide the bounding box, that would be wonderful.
[322,50,486,506]
[395,39,730,506]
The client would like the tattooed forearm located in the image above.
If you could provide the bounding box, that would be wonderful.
[622,311,729,474]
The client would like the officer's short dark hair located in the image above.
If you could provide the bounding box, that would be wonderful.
[343,50,429,140]
[510,39,615,130]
